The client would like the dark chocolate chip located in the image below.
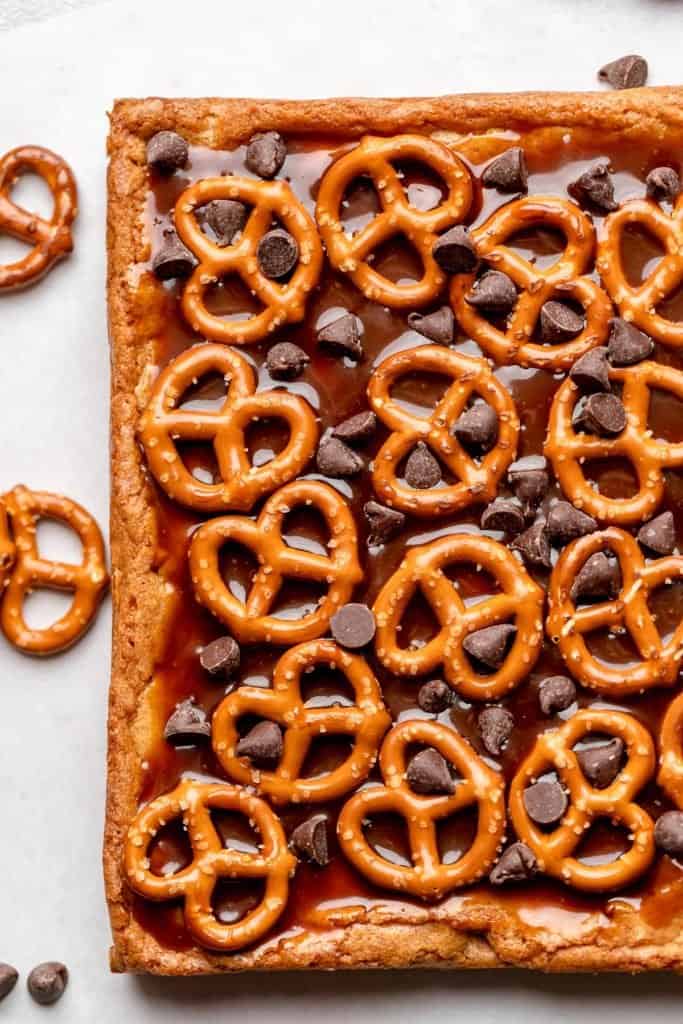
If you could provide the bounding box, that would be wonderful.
[0,964,17,1002]
[546,501,598,545]
[637,511,676,555]
[364,501,405,546]
[607,317,654,366]
[332,411,377,445]
[489,841,538,885]
[265,341,309,380]
[646,166,681,203]
[453,402,498,453]
[539,300,585,343]
[406,748,455,795]
[164,699,211,747]
[465,270,517,314]
[573,392,627,436]
[417,679,453,715]
[568,163,618,213]
[511,520,552,570]
[27,963,68,1006]
[655,810,683,857]
[432,225,478,274]
[463,623,517,670]
[317,313,363,360]
[576,738,624,789]
[316,436,364,477]
[481,498,525,536]
[481,147,528,194]
[152,230,198,281]
[236,721,283,766]
[330,603,376,649]
[523,780,568,826]
[407,305,455,345]
[146,131,188,173]
[404,442,441,489]
[478,706,514,757]
[257,228,299,279]
[538,675,576,715]
[203,199,248,246]
[200,635,240,679]
[569,346,610,394]
[571,551,621,601]
[508,457,550,516]
[290,813,330,866]
[245,131,287,179]
[598,54,648,90]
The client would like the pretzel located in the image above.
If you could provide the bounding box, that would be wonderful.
[212,639,390,804]
[315,134,472,308]
[545,360,683,525]
[509,709,655,892]
[368,345,519,516]
[373,533,544,700]
[658,692,683,810]
[547,527,683,695]
[125,779,296,952]
[337,719,505,899]
[598,195,683,349]
[174,176,322,344]
[189,480,362,645]
[0,485,108,655]
[0,499,15,593]
[450,196,613,370]
[139,343,317,512]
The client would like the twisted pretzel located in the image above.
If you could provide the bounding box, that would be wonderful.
[373,533,544,700]
[450,196,613,370]
[189,480,362,645]
[125,779,296,952]
[212,639,390,804]
[0,499,15,593]
[0,146,77,291]
[510,709,655,892]
[659,692,683,809]
[315,134,472,308]
[174,176,322,344]
[338,719,505,899]
[1,485,108,655]
[547,527,683,695]
[368,345,519,516]
[545,360,683,525]
[139,343,317,512]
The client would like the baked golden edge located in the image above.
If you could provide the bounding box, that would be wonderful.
[105,88,683,975]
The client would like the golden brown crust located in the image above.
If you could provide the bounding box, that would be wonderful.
[106,88,683,975]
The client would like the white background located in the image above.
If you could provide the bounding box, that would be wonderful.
[1,0,682,1018]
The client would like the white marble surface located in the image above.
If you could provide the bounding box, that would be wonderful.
[0,0,682,1018]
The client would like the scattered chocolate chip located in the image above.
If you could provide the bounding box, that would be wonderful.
[546,501,598,545]
[646,166,681,203]
[290,814,330,866]
[489,841,538,885]
[406,748,455,795]
[568,163,618,213]
[236,721,283,766]
[576,738,624,789]
[481,147,528,194]
[146,131,188,173]
[637,511,676,555]
[598,54,648,90]
[246,131,287,179]
[453,402,498,453]
[417,679,453,715]
[404,442,441,489]
[569,346,610,394]
[27,963,68,1006]
[573,392,627,436]
[523,780,568,826]
[316,436,364,477]
[607,317,654,366]
[538,675,576,715]
[202,199,248,246]
[465,270,517,314]
[0,964,17,1001]
[257,228,299,279]
[571,551,621,601]
[407,306,454,345]
[330,603,376,649]
[481,498,525,536]
[511,520,552,570]
[463,623,517,670]
[539,300,585,344]
[265,341,309,380]
[364,501,405,546]
[332,411,377,445]
[478,706,514,757]
[432,225,478,274]
[164,699,211,747]
[508,457,549,516]
[655,810,683,857]
[200,635,240,679]
[317,313,363,360]
[152,230,198,281]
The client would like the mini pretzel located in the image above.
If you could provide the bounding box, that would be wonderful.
[547,527,683,695]
[139,343,317,512]
[368,345,519,516]
[1,485,108,655]
[315,134,472,308]
[189,480,362,645]
[659,692,683,809]
[0,499,15,593]
[450,196,613,370]
[0,146,77,292]
[212,639,390,804]
[174,176,322,344]
[545,360,683,525]
[598,195,683,348]
[337,719,505,899]
[125,779,296,952]
[373,533,544,700]
[509,709,655,892]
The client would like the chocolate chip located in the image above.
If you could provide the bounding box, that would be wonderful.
[257,228,298,279]
[655,810,683,857]
[489,841,538,885]
[432,225,478,274]
[571,551,621,601]
[330,603,376,649]
[573,392,627,436]
[317,313,363,360]
[407,306,454,345]
[538,675,576,715]
[27,963,68,1006]
[511,520,552,570]
[404,442,441,489]
[202,199,248,246]
[568,163,618,213]
[481,498,525,536]
[200,635,240,679]
[637,511,676,555]
[646,166,681,203]
[0,964,17,1001]
[546,501,598,545]
[478,706,514,756]
[465,270,517,314]
[453,402,498,453]
[290,814,330,866]
[245,131,287,179]
[523,780,568,826]
[539,300,585,343]
[265,341,309,380]
[316,436,364,477]
[576,738,624,789]
[152,230,198,281]
[406,748,455,795]
[569,346,610,394]
[164,699,211,747]
[508,457,549,516]
[481,147,528,194]
[236,721,283,766]
[417,679,453,714]
[146,131,188,174]
[607,318,654,366]
[463,623,517,670]
[364,501,405,546]
[332,411,377,445]
[598,54,648,90]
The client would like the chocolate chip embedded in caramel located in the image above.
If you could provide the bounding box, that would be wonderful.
[164,699,211,747]
[152,230,198,281]
[257,228,299,279]
[523,780,568,826]
[316,436,364,477]
[598,54,648,90]
[0,964,17,1002]
[406,748,455,795]
[404,442,441,489]
[607,317,654,366]
[655,810,683,857]
[200,635,240,679]
[265,341,309,381]
[573,392,627,436]
[489,841,538,885]
[364,501,405,546]
[236,721,283,766]
[290,813,330,867]
[569,346,610,394]
[27,963,68,1006]
[637,511,676,555]
[317,313,363,360]
[330,603,376,650]
[508,457,550,516]
[571,551,621,601]
[646,166,681,203]
[146,130,188,173]
[481,498,525,536]
[511,520,552,570]
[546,501,598,545]
[539,300,585,344]
[203,199,248,246]
[465,270,517,314]
[463,623,517,670]
[478,706,514,757]
[453,402,498,453]
[417,679,453,715]
[407,306,455,345]
[333,411,377,445]
[432,225,478,274]
[568,163,618,213]
[246,131,287,179]
[538,675,576,715]
[576,738,624,789]
[481,147,528,194]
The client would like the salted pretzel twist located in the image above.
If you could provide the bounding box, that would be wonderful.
[451,196,613,370]
[125,779,296,952]
[189,480,362,645]
[368,345,518,516]
[373,533,544,700]
[316,134,472,308]
[0,499,15,593]
[139,343,317,512]
[212,639,390,804]
[547,527,683,695]
[545,360,683,525]
[659,692,683,809]
[338,719,505,899]
[0,146,77,291]
[510,709,655,892]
